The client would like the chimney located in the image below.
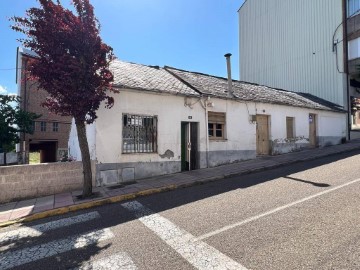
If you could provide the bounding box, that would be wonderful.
[224,53,233,96]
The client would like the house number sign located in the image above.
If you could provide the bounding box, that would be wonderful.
[188,116,192,119]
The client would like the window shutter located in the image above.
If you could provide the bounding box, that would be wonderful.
[286,117,294,138]
[208,112,225,124]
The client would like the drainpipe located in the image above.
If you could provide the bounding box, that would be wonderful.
[200,98,210,168]
[342,0,351,141]
[205,100,209,168]
[224,53,234,97]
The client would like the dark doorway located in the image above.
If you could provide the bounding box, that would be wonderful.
[181,122,198,171]
[29,141,58,163]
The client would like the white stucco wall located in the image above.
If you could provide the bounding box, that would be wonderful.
[253,102,346,153]
[68,118,96,161]
[94,90,256,166]
[68,88,346,181]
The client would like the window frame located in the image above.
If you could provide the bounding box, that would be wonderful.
[53,122,59,132]
[30,121,36,133]
[122,113,158,154]
[208,112,226,140]
[348,0,360,17]
[40,121,46,132]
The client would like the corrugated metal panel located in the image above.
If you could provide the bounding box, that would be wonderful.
[239,0,347,106]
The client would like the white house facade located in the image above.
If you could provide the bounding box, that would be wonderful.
[69,60,346,186]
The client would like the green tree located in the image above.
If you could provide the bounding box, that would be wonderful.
[0,94,40,165]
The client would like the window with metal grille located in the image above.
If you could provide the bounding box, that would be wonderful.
[40,121,46,132]
[122,114,157,153]
[208,112,226,140]
[286,117,295,139]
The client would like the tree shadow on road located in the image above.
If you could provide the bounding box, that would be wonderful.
[132,149,360,214]
[283,176,330,187]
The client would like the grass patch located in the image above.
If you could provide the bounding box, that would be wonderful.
[29,152,40,164]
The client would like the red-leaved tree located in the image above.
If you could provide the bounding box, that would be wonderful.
[11,0,117,197]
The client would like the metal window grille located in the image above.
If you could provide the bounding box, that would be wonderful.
[122,114,157,153]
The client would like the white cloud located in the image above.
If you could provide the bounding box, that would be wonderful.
[0,85,7,94]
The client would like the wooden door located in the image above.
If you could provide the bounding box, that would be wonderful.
[309,114,317,147]
[256,115,270,155]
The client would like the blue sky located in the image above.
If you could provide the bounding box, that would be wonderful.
[0,0,244,95]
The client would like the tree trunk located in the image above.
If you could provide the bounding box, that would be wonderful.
[75,119,93,197]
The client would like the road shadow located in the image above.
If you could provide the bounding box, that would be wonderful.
[76,149,360,228]
[130,149,360,214]
[4,149,359,269]
[283,176,330,187]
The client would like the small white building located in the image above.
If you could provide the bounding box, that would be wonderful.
[68,59,346,186]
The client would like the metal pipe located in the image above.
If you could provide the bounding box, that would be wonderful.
[224,53,233,96]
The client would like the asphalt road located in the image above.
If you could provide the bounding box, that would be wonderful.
[1,150,360,270]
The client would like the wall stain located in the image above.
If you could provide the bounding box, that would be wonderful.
[159,150,174,159]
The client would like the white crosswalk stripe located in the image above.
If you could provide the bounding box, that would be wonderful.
[73,252,137,270]
[0,211,100,248]
[122,200,248,270]
[0,228,114,270]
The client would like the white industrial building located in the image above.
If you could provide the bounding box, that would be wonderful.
[239,0,360,138]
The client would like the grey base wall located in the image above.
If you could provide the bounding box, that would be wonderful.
[272,136,344,155]
[317,136,345,147]
[272,142,309,155]
[199,150,256,168]
[96,161,181,186]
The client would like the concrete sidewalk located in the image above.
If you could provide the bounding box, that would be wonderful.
[2,139,360,226]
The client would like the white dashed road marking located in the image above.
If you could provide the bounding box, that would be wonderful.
[0,211,100,247]
[122,200,248,270]
[197,177,360,240]
[73,252,137,270]
[0,228,114,270]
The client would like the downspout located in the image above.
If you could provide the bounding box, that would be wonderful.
[205,100,209,168]
[200,97,209,168]
[342,0,351,141]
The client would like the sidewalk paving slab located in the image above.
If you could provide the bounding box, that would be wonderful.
[1,139,360,227]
